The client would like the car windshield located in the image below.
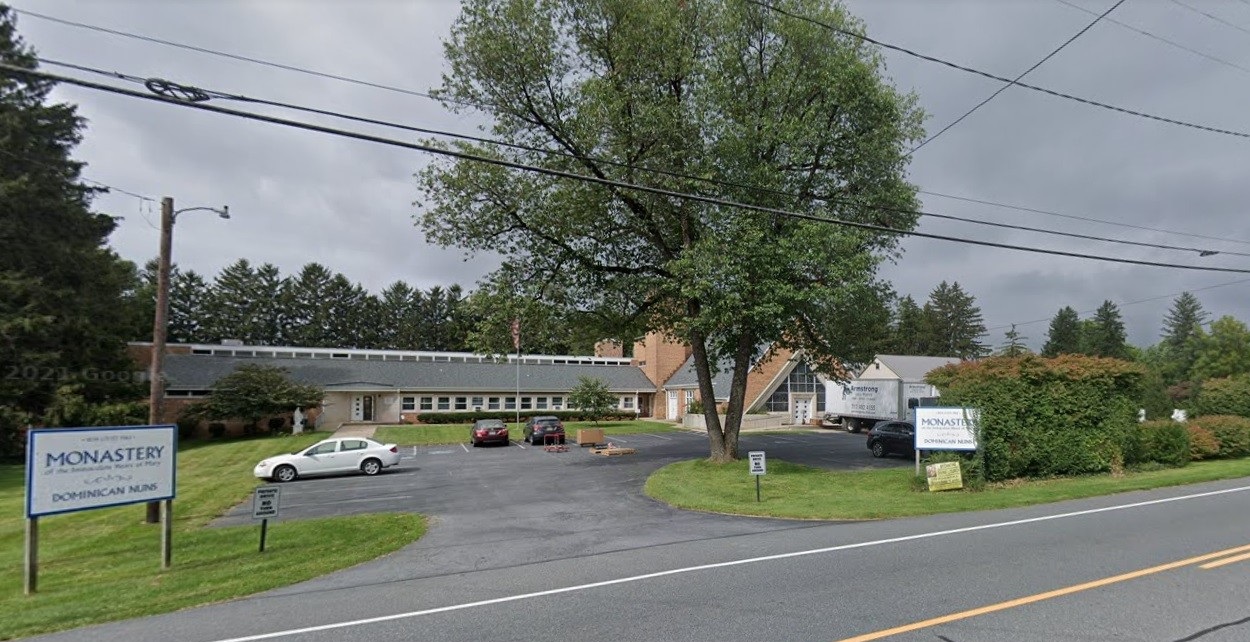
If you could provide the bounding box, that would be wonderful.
[477,421,505,429]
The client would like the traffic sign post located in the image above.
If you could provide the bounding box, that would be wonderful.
[748,451,766,502]
[252,486,281,552]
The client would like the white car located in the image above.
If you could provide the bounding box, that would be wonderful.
[253,437,401,482]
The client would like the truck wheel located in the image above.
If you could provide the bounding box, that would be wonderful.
[847,421,861,434]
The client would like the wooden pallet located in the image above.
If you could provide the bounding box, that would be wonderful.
[591,446,636,457]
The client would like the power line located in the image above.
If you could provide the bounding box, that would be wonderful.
[1053,0,1250,76]
[1170,0,1250,37]
[21,11,1250,248]
[0,145,154,202]
[9,62,1250,276]
[911,0,1125,154]
[35,56,1250,259]
[8,7,477,108]
[986,276,1250,331]
[745,0,1250,140]
[918,189,1250,248]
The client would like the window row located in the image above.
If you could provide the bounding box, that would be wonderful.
[400,394,639,412]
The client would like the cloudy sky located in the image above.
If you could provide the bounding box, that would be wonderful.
[12,0,1250,350]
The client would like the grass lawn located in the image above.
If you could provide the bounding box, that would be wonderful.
[376,419,681,445]
[0,433,425,640]
[645,457,1250,521]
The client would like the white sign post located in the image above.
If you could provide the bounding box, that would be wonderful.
[252,486,281,552]
[748,451,766,502]
[914,407,980,475]
[25,425,177,594]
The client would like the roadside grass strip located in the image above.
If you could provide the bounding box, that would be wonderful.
[644,457,1250,520]
[0,434,425,639]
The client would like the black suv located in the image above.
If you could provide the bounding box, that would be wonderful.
[866,420,914,458]
[523,416,566,445]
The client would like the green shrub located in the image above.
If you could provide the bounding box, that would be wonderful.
[267,417,286,433]
[208,422,227,439]
[176,417,199,441]
[927,354,1145,481]
[688,399,704,415]
[1190,415,1250,458]
[1190,376,1250,418]
[1133,420,1189,468]
[1187,424,1220,460]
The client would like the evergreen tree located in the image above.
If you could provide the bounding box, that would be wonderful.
[921,281,987,358]
[280,263,335,347]
[1042,306,1081,357]
[0,8,142,452]
[323,274,371,348]
[1159,292,1207,383]
[998,324,1029,357]
[168,268,213,344]
[885,295,928,355]
[377,281,418,350]
[1084,300,1129,359]
[204,259,266,343]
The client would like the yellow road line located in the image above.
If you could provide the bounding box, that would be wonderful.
[1200,550,1250,570]
[837,542,1250,642]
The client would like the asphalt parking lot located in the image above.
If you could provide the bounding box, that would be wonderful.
[216,429,907,579]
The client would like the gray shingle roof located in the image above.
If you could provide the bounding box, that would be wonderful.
[163,355,656,393]
[663,356,734,401]
[864,355,961,381]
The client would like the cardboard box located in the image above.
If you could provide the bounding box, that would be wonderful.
[577,428,605,446]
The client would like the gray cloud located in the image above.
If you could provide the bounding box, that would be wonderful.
[16,0,1250,349]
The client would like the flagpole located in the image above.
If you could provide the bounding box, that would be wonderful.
[513,319,520,427]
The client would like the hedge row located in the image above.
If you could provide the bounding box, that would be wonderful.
[1130,421,1189,467]
[407,410,642,424]
[1188,415,1250,459]
[927,354,1146,481]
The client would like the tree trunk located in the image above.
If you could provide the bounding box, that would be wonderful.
[690,330,727,459]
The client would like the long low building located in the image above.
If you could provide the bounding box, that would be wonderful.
[129,335,949,432]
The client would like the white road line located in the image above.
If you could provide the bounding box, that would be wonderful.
[460,443,469,453]
[512,441,526,449]
[209,483,1250,642]
[643,433,673,441]
[608,436,627,443]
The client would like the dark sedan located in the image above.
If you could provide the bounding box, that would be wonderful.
[866,420,914,458]
[523,416,566,445]
[470,419,510,447]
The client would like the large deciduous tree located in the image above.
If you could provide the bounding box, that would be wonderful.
[1191,316,1250,381]
[0,8,142,456]
[419,0,924,461]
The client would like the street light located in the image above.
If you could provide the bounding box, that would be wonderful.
[146,197,229,524]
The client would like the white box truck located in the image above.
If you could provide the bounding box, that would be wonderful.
[823,379,941,433]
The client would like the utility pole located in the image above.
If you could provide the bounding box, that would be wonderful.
[145,198,229,524]
[146,197,174,524]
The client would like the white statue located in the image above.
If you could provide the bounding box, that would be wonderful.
[293,407,305,434]
[1171,408,1187,423]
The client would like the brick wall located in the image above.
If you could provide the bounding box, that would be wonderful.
[742,347,795,412]
[594,340,624,358]
[632,331,691,389]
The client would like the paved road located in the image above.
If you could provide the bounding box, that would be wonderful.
[24,431,1250,642]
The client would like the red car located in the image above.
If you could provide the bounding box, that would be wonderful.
[470,419,510,447]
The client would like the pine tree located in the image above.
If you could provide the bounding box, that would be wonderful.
[1042,306,1081,357]
[998,324,1029,357]
[280,263,335,347]
[168,269,212,344]
[1085,300,1129,359]
[0,8,143,446]
[1159,292,1207,383]
[204,259,267,343]
[885,295,928,355]
[921,281,987,358]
